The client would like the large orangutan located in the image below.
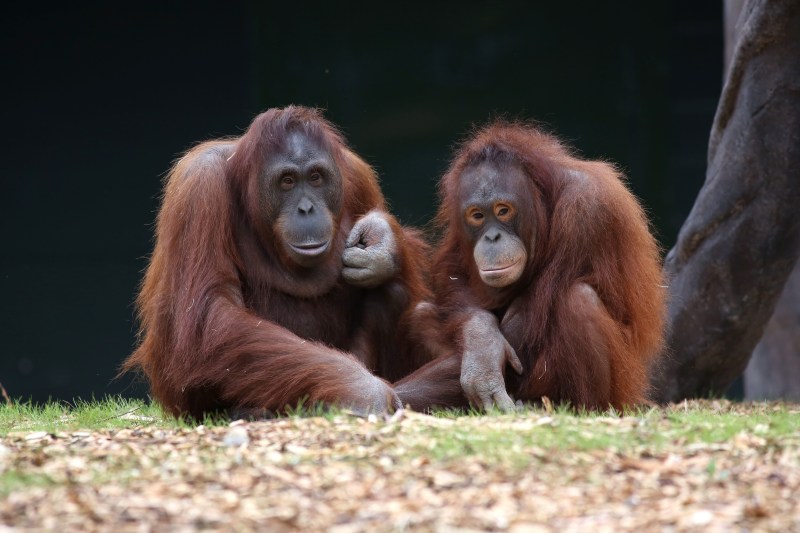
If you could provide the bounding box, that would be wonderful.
[123,106,433,419]
[423,122,666,412]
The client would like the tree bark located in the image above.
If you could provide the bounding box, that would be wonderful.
[744,267,800,400]
[736,0,800,402]
[651,0,800,402]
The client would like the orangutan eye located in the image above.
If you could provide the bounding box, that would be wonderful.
[466,208,485,227]
[309,172,323,185]
[495,203,514,220]
[280,175,295,190]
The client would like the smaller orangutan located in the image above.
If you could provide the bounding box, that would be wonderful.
[426,122,666,412]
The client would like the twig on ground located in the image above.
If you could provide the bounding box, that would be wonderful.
[98,405,141,422]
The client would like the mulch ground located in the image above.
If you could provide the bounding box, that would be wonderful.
[1,404,798,532]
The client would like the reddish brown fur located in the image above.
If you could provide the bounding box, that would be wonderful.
[432,122,666,410]
[123,107,432,418]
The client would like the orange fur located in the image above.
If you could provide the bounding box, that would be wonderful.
[122,107,431,418]
[433,122,666,410]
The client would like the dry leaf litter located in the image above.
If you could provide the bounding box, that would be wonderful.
[0,401,798,532]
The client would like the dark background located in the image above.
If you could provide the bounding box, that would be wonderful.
[1,1,722,403]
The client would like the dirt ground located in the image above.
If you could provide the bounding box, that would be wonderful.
[1,403,798,532]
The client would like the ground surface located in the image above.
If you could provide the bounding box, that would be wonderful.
[1,400,798,532]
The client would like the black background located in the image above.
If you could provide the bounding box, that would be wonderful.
[0,1,722,403]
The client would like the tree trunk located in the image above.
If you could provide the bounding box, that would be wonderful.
[651,0,800,403]
[737,0,800,401]
[744,267,800,400]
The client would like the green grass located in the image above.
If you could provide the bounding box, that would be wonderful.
[1,397,798,457]
[0,396,349,436]
[0,396,177,435]
[404,402,800,464]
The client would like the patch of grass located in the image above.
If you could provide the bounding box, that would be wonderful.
[0,396,175,435]
[406,417,634,465]
[284,399,342,420]
[0,396,347,436]
[408,401,800,465]
[664,402,799,444]
[2,398,798,464]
